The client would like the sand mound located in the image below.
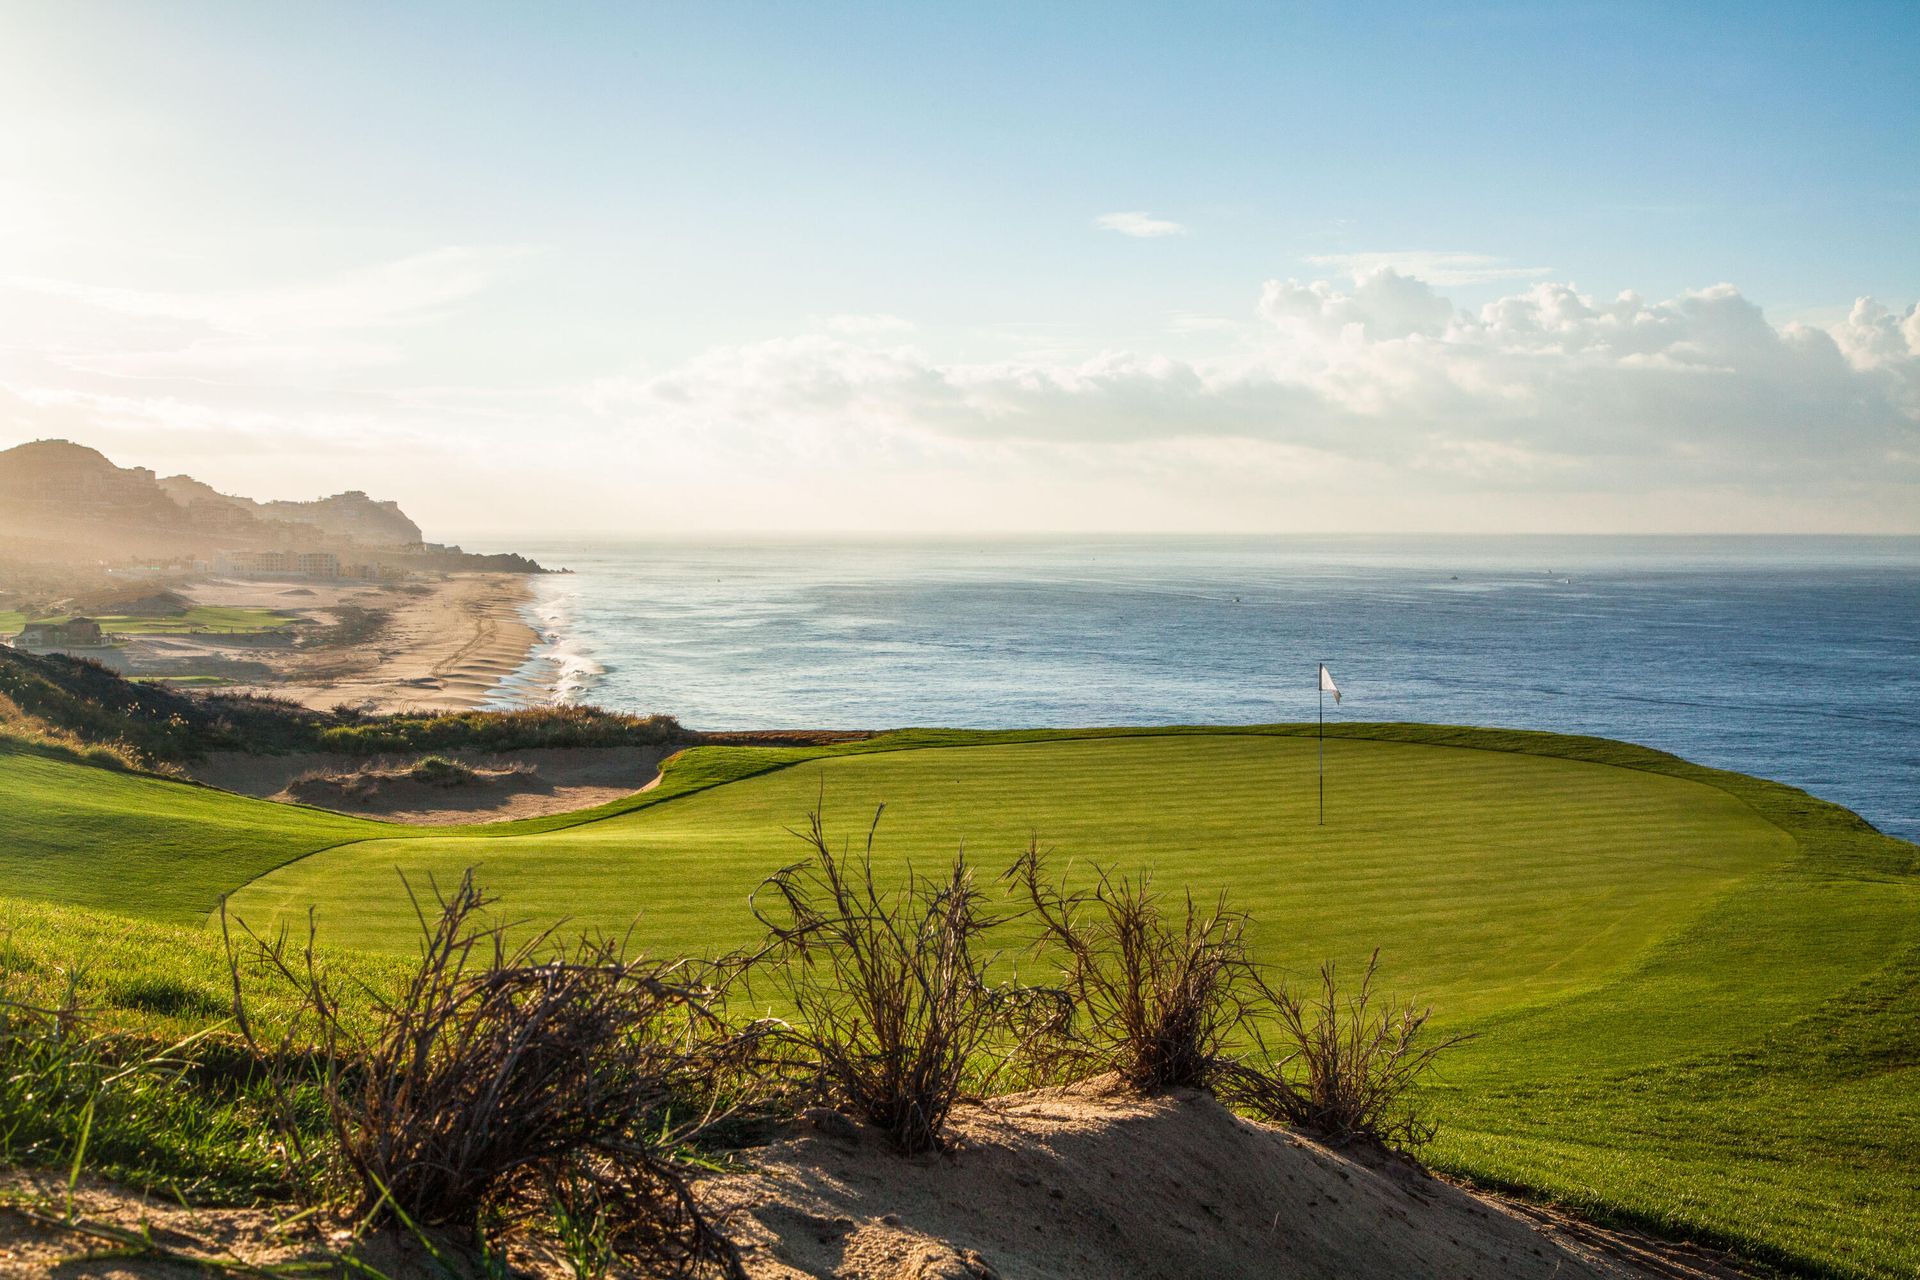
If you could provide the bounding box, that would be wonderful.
[0,1092,1751,1279]
[713,1087,1749,1280]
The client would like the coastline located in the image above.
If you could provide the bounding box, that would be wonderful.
[226,572,548,714]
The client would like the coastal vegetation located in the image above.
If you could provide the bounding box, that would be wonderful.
[0,680,1914,1274]
[0,646,685,770]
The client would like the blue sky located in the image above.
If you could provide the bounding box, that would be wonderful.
[1,2,1915,533]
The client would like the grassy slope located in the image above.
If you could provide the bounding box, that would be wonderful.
[0,895,409,1201]
[0,739,383,921]
[0,724,1915,1275]
[1426,765,1920,1279]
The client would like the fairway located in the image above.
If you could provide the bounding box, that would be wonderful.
[0,605,293,636]
[1,724,1915,1276]
[223,733,1791,1022]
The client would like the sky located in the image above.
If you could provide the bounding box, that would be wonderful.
[0,1,1916,538]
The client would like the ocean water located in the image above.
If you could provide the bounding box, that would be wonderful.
[488,537,1920,843]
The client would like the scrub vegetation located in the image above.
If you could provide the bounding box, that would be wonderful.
[0,645,685,769]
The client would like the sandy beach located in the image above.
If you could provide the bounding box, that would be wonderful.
[201,572,545,713]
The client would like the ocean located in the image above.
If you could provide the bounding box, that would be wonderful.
[486,536,1920,843]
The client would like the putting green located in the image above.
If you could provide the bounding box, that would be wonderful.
[221,732,1791,1022]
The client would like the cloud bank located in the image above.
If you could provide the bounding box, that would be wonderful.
[2,256,1915,532]
[593,270,1920,506]
[1094,211,1189,238]
[1303,251,1554,287]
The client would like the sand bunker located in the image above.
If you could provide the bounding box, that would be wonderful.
[190,745,672,824]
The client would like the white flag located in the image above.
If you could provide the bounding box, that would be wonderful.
[1319,664,1341,704]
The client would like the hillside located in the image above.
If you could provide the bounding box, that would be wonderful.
[0,438,534,571]
[0,644,684,769]
[157,472,425,546]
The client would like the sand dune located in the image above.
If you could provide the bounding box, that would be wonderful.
[716,1086,1750,1280]
[0,1089,1752,1280]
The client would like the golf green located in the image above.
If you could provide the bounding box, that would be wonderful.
[221,732,1791,1023]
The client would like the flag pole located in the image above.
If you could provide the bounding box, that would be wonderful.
[1317,662,1324,826]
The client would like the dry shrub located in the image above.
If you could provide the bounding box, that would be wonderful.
[748,808,1051,1154]
[1006,842,1254,1092]
[1005,845,1459,1149]
[405,754,481,786]
[1224,949,1465,1150]
[224,871,749,1277]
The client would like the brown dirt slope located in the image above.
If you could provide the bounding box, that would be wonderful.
[715,1087,1751,1280]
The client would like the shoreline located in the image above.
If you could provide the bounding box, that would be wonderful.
[224,572,550,714]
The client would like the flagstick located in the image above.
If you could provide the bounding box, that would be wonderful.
[1317,662,1324,826]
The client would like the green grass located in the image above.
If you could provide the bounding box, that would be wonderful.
[0,605,293,637]
[0,738,384,921]
[227,732,1792,1016]
[0,723,1914,1274]
[0,896,403,1203]
[126,674,235,686]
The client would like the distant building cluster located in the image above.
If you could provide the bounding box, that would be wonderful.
[214,550,396,580]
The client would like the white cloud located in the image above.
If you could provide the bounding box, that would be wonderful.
[1305,251,1554,287]
[1094,211,1188,238]
[822,313,916,337]
[1261,268,1456,340]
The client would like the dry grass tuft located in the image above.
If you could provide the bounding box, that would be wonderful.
[747,808,1053,1154]
[1225,949,1466,1150]
[223,870,751,1277]
[1006,841,1254,1093]
[1004,844,1459,1150]
[0,688,146,772]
